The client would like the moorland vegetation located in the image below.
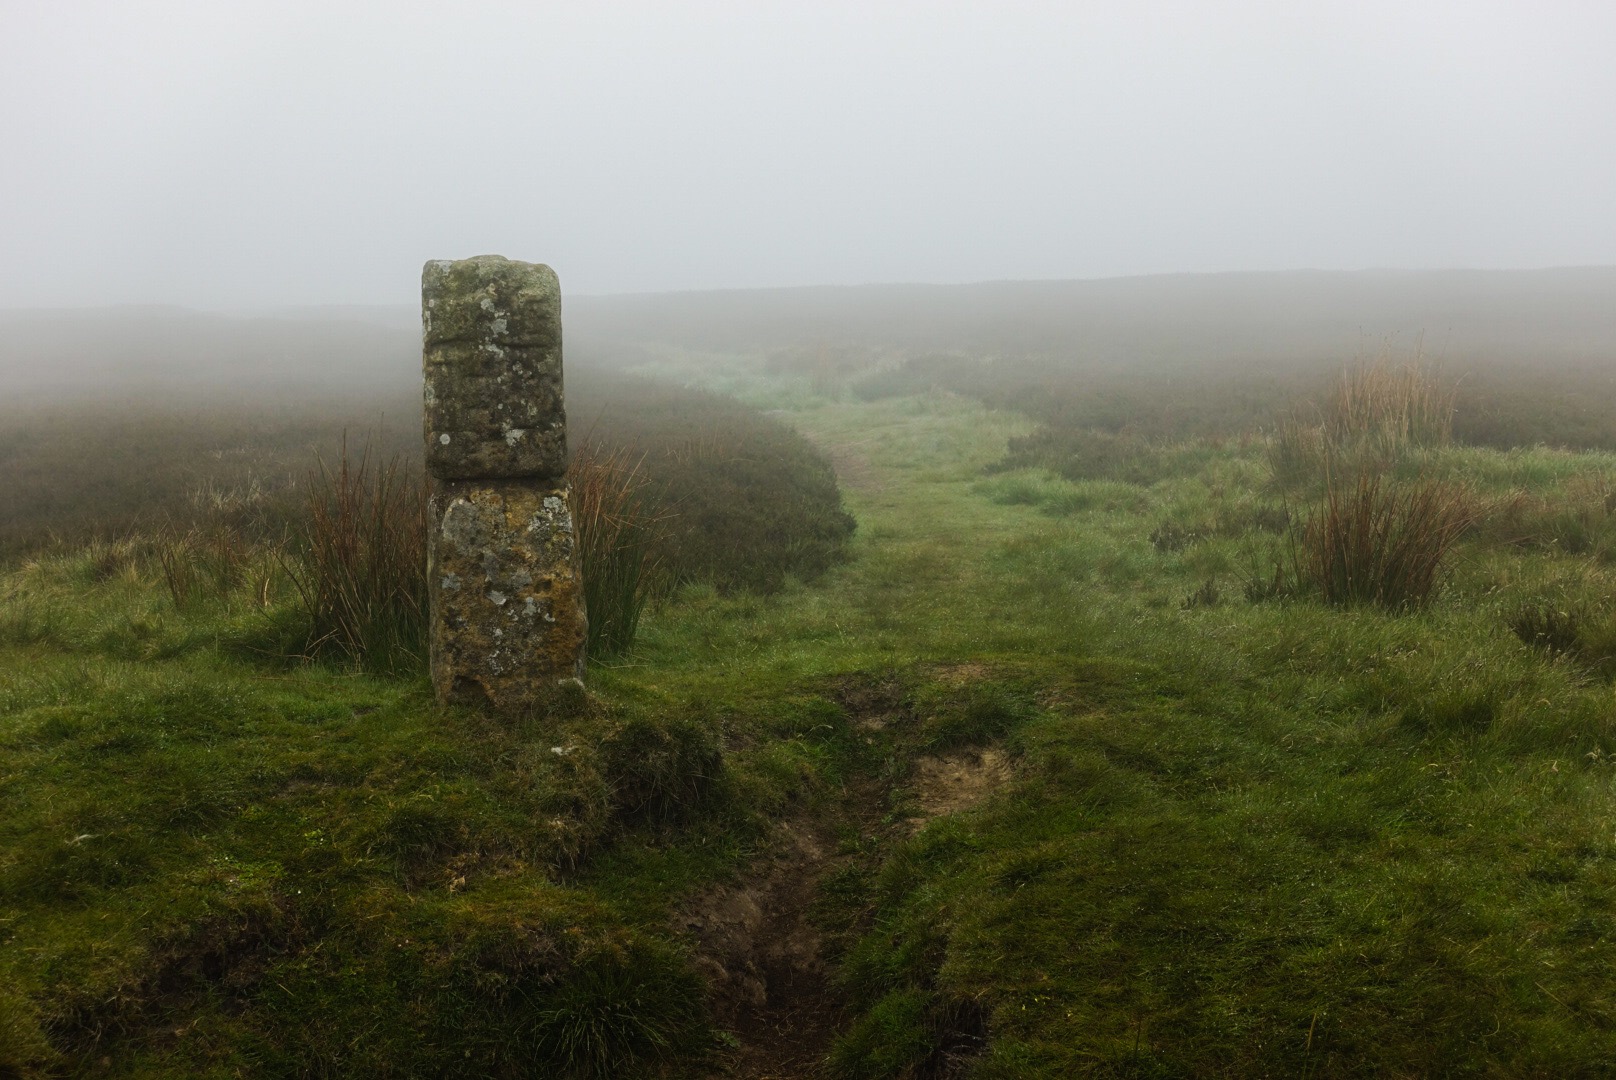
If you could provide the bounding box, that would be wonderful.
[7,291,1616,1075]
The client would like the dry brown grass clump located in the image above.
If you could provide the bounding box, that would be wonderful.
[1323,351,1455,457]
[1267,353,1455,493]
[568,442,668,658]
[1293,468,1476,610]
[284,441,428,672]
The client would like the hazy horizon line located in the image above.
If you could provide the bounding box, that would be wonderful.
[4,263,1616,318]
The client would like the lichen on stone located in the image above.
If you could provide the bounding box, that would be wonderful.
[427,479,587,711]
[423,255,586,712]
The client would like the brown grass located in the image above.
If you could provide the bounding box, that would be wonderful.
[568,442,668,658]
[1294,466,1476,610]
[1324,351,1455,456]
[283,439,428,672]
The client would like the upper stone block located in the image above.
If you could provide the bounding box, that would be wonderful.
[422,256,566,479]
[422,255,561,348]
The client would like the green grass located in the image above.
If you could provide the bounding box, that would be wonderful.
[11,372,1616,1075]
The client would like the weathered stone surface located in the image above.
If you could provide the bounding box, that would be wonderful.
[424,342,566,479]
[422,256,566,480]
[427,479,587,711]
[422,255,562,348]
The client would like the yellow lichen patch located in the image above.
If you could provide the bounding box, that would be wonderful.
[428,479,586,711]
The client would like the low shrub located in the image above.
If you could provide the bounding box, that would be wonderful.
[570,373,856,594]
[997,427,1181,486]
[1451,362,1616,451]
[850,354,987,402]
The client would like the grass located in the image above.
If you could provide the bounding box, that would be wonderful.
[1292,467,1475,609]
[285,440,428,673]
[1322,350,1454,457]
[11,358,1616,1075]
[569,442,668,659]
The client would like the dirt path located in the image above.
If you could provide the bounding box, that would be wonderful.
[805,434,886,497]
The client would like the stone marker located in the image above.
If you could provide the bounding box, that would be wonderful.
[424,256,586,710]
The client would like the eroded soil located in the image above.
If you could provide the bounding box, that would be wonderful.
[685,673,1014,1077]
[683,820,844,1078]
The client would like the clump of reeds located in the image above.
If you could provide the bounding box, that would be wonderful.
[155,523,270,610]
[1292,467,1475,610]
[276,436,671,671]
[283,439,428,672]
[568,442,668,658]
[1323,351,1454,457]
[1267,353,1455,492]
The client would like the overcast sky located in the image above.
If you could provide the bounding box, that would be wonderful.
[3,1,1614,308]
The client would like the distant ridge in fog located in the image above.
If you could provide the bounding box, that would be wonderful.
[565,267,1616,367]
[5,268,1616,405]
[0,305,420,404]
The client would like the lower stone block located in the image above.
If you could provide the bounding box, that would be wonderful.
[428,478,587,710]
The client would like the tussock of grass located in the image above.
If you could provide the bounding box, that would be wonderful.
[1324,351,1454,455]
[283,441,427,673]
[1508,598,1616,678]
[599,713,724,825]
[570,443,667,658]
[1293,468,1475,609]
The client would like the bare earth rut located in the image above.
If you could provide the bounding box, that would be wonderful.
[683,739,1010,1077]
[684,819,844,1079]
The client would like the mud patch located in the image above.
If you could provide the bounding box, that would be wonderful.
[910,747,1011,826]
[684,821,843,1077]
[826,671,912,733]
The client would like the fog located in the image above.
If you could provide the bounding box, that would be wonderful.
[6,269,1616,412]
[4,2,1616,311]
